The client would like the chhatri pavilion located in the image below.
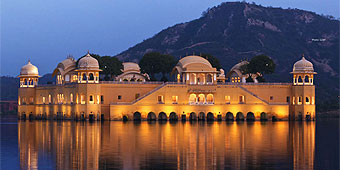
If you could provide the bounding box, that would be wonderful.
[18,54,316,121]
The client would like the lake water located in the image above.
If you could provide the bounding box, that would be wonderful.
[0,116,339,170]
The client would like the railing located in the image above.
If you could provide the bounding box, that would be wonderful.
[36,81,291,86]
[219,82,292,85]
[36,82,76,87]
[189,102,214,105]
[36,84,56,87]
[100,81,164,84]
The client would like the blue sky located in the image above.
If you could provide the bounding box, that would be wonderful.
[1,0,339,76]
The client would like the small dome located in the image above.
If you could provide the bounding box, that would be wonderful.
[20,60,39,76]
[122,62,140,72]
[78,53,99,70]
[230,60,249,71]
[293,56,314,73]
[59,57,76,71]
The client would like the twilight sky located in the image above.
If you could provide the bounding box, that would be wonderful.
[1,0,339,76]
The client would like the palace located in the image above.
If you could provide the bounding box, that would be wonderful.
[18,54,316,121]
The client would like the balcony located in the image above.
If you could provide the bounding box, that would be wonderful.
[189,101,214,105]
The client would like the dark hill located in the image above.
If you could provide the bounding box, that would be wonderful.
[0,74,55,101]
[116,2,339,112]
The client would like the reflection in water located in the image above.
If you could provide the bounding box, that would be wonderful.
[18,121,316,170]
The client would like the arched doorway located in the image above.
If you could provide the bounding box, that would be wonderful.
[81,113,85,121]
[169,112,178,121]
[147,112,156,121]
[298,112,303,121]
[272,116,278,121]
[22,113,26,120]
[133,112,141,121]
[189,112,197,121]
[236,112,244,121]
[226,112,234,121]
[198,112,205,121]
[158,112,167,121]
[89,113,94,121]
[246,112,255,121]
[260,112,267,121]
[29,113,34,120]
[207,112,214,121]
[123,115,128,121]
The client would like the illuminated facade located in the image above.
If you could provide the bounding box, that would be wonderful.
[18,54,316,121]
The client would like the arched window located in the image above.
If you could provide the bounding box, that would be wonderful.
[82,73,87,81]
[305,97,310,104]
[197,74,205,84]
[189,94,197,104]
[198,94,205,103]
[207,74,213,83]
[298,76,303,83]
[48,94,52,103]
[298,96,302,105]
[70,93,73,103]
[304,75,309,84]
[89,95,94,104]
[239,95,245,103]
[65,74,70,82]
[89,73,94,80]
[206,94,214,103]
[157,95,164,104]
[190,73,196,84]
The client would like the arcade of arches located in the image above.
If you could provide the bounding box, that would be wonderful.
[129,111,271,121]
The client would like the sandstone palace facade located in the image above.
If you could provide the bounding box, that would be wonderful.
[18,54,316,121]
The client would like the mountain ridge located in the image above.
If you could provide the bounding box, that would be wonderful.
[114,2,339,111]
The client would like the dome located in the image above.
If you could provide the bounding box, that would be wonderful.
[230,60,249,71]
[122,62,140,72]
[20,60,39,76]
[178,55,212,68]
[292,56,314,73]
[59,57,76,71]
[78,53,100,70]
[52,57,77,77]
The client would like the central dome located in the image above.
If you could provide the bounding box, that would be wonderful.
[178,55,212,68]
[78,53,100,70]
[20,61,39,76]
[292,56,314,73]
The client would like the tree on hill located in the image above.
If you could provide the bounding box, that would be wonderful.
[241,55,276,82]
[139,52,176,81]
[200,53,222,70]
[99,56,123,80]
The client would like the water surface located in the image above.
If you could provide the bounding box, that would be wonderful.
[1,117,339,170]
